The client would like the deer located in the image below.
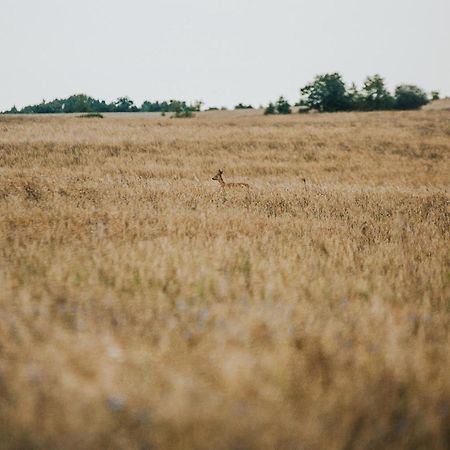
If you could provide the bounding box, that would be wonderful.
[211,169,249,189]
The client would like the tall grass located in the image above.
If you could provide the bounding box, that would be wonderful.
[0,110,449,449]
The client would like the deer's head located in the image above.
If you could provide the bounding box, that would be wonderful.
[212,169,224,182]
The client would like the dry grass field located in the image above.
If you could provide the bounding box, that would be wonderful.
[0,110,449,450]
[423,98,450,111]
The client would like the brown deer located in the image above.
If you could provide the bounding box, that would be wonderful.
[212,169,249,189]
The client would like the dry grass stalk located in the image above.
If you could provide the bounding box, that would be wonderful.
[0,110,449,449]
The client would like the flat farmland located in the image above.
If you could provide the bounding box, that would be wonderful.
[0,110,449,450]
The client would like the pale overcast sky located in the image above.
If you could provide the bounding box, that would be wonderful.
[1,0,449,110]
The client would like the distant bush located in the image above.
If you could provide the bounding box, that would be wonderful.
[264,97,291,115]
[276,96,292,114]
[234,103,254,110]
[394,85,429,110]
[79,112,104,118]
[114,97,138,113]
[431,91,440,101]
[300,73,351,112]
[360,75,395,111]
[264,102,276,115]
[142,99,201,113]
[173,107,194,118]
[298,73,433,113]
[4,106,18,114]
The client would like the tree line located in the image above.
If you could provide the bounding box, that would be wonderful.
[2,73,440,115]
[3,95,203,115]
[265,73,438,115]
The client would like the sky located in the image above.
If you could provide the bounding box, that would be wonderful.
[1,0,449,110]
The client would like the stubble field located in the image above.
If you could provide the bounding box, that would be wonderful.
[0,110,449,450]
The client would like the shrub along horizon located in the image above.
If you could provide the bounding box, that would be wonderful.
[2,75,435,115]
[297,73,430,113]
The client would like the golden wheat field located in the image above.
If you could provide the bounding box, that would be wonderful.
[0,109,449,450]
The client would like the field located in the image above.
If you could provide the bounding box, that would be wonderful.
[0,110,449,450]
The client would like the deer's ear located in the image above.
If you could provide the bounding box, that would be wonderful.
[219,169,223,174]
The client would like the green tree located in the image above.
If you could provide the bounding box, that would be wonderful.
[114,96,136,112]
[394,85,428,110]
[141,101,163,112]
[4,105,18,114]
[431,91,440,101]
[347,82,364,111]
[276,96,292,114]
[26,99,65,113]
[63,94,91,113]
[141,99,200,113]
[172,101,194,118]
[300,73,351,112]
[361,75,394,110]
[264,102,276,115]
[173,107,193,118]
